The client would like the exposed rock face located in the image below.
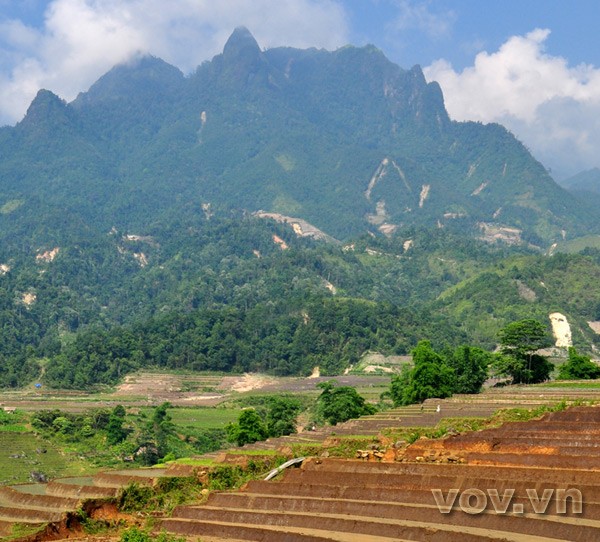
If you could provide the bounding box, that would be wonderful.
[549,312,572,348]
[22,292,37,306]
[271,234,288,250]
[255,211,338,243]
[478,223,522,245]
[588,321,600,334]
[36,247,60,262]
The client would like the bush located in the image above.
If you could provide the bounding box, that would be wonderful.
[558,347,600,379]
[316,381,377,425]
[117,477,203,514]
[116,483,153,512]
[120,527,184,542]
[392,341,455,405]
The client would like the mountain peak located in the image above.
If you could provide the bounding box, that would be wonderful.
[27,89,65,111]
[73,54,184,107]
[19,89,68,128]
[223,26,261,60]
[218,27,269,88]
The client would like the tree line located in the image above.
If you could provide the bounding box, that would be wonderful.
[390,319,600,406]
[43,298,465,388]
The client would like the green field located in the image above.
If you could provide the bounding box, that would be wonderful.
[157,407,242,429]
[0,432,92,485]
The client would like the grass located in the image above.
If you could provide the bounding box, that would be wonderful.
[0,424,29,432]
[165,457,215,466]
[0,410,28,432]
[224,449,281,456]
[0,432,92,485]
[3,523,45,541]
[289,434,383,459]
[380,401,576,446]
[117,477,205,515]
[206,457,288,491]
[166,407,241,429]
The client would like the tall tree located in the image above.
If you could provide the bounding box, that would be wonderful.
[226,409,268,446]
[496,319,552,383]
[265,396,301,438]
[106,404,128,445]
[394,341,456,405]
[316,380,377,425]
[447,345,490,394]
[136,402,175,464]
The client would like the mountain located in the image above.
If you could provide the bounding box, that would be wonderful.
[434,251,600,349]
[2,28,600,389]
[0,27,597,246]
[561,168,600,194]
[562,168,600,211]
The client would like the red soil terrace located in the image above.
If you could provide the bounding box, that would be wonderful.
[161,405,600,541]
[1,388,600,541]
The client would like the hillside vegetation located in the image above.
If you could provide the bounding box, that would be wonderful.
[1,29,600,389]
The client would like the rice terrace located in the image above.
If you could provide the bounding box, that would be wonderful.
[3,3,600,542]
[0,370,599,541]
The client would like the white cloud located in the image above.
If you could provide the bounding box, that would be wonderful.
[425,29,600,178]
[0,0,349,126]
[389,0,455,40]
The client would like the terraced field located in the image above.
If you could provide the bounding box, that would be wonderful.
[0,467,174,539]
[162,406,600,541]
[0,384,599,540]
[0,372,390,412]
[0,432,91,487]
[215,384,600,455]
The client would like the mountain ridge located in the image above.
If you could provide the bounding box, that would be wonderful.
[1,28,595,245]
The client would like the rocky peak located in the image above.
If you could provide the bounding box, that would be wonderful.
[218,27,271,89]
[223,26,261,60]
[18,89,69,129]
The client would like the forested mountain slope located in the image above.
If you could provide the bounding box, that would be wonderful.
[1,28,600,389]
[0,28,596,244]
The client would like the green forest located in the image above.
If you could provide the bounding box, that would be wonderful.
[1,208,600,389]
[1,28,600,390]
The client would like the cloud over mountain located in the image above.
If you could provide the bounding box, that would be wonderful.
[425,29,600,178]
[0,0,349,126]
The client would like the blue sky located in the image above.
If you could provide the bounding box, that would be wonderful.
[346,0,600,71]
[1,0,599,179]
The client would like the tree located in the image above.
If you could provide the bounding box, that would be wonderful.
[447,345,490,394]
[265,396,301,438]
[558,347,600,380]
[226,409,268,446]
[150,402,175,458]
[137,402,175,464]
[496,319,552,383]
[52,416,74,435]
[106,404,128,445]
[395,341,456,405]
[499,319,551,358]
[389,365,411,406]
[316,380,377,425]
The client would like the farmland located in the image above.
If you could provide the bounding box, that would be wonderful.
[0,371,600,540]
